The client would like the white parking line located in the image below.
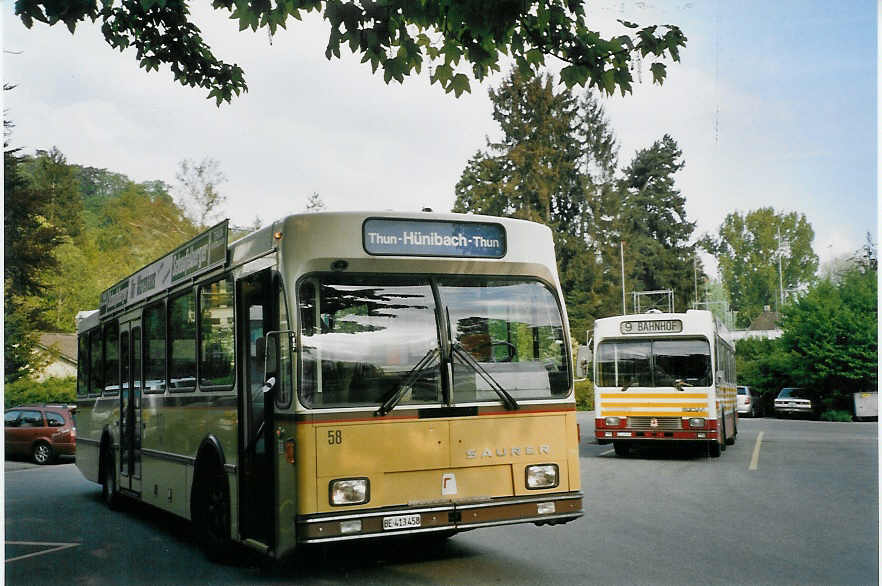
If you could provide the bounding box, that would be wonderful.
[749,432,765,471]
[600,449,615,457]
[5,541,80,563]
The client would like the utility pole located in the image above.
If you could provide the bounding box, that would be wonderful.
[693,252,699,309]
[620,240,626,315]
[777,227,786,308]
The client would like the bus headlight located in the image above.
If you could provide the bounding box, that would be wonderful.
[329,478,369,506]
[525,464,559,490]
[688,417,707,429]
[604,416,622,427]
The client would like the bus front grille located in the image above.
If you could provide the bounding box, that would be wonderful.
[627,417,682,430]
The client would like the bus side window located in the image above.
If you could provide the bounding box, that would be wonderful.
[199,276,235,391]
[144,301,166,393]
[90,328,103,396]
[77,333,89,396]
[103,321,119,396]
[169,291,197,391]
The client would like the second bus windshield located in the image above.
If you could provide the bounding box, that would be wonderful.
[597,339,711,388]
[298,275,569,408]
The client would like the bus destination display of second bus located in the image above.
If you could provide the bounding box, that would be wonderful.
[619,320,683,334]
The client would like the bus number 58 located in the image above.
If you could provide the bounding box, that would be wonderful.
[328,430,343,445]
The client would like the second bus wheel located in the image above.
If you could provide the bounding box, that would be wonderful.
[613,441,631,457]
[194,465,232,561]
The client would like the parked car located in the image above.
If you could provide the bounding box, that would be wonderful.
[4,405,76,464]
[737,386,764,417]
[774,387,818,419]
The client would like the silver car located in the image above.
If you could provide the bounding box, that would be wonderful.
[737,386,763,417]
[774,387,818,419]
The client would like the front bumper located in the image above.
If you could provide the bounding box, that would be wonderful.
[296,491,583,543]
[775,406,814,416]
[595,430,718,441]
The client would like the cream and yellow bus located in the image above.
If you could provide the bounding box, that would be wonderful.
[74,211,583,560]
[591,310,736,457]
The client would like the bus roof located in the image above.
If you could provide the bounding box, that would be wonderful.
[81,211,561,332]
[273,210,558,280]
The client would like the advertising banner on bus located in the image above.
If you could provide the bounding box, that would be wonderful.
[100,220,228,315]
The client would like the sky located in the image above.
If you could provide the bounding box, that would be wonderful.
[2,1,877,277]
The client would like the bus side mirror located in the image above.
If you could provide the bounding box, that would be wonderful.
[716,370,725,384]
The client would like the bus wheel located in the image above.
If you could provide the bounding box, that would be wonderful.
[727,417,737,445]
[613,441,630,457]
[196,465,232,560]
[719,416,727,452]
[707,438,721,458]
[101,448,119,510]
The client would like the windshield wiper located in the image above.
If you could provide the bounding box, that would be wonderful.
[451,342,519,411]
[620,380,636,392]
[674,378,693,392]
[375,347,440,417]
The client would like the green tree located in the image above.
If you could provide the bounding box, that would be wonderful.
[735,337,794,407]
[95,182,199,270]
[4,143,64,381]
[617,134,699,311]
[779,263,877,407]
[453,69,622,336]
[702,207,818,327]
[74,165,131,216]
[18,148,84,239]
[35,178,200,332]
[15,1,686,104]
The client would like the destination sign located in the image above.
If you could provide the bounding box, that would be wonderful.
[100,220,228,315]
[363,218,506,258]
[620,319,683,335]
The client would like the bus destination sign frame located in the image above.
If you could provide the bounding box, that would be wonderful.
[363,218,506,258]
[620,319,683,335]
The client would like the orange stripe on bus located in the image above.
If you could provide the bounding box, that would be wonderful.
[600,411,709,417]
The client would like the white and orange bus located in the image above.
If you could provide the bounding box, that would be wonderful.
[74,211,583,560]
[592,310,736,457]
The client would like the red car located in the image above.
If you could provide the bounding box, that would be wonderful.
[4,405,76,464]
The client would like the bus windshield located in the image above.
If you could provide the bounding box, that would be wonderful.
[298,275,569,408]
[597,338,711,388]
[439,278,568,401]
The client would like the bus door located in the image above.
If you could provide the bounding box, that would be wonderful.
[119,320,142,494]
[237,270,275,548]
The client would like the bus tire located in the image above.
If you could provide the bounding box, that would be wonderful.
[726,416,737,445]
[194,462,232,561]
[101,446,119,510]
[719,416,727,452]
[613,441,630,457]
[707,438,721,458]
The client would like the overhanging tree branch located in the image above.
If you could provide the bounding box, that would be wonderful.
[15,0,686,105]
